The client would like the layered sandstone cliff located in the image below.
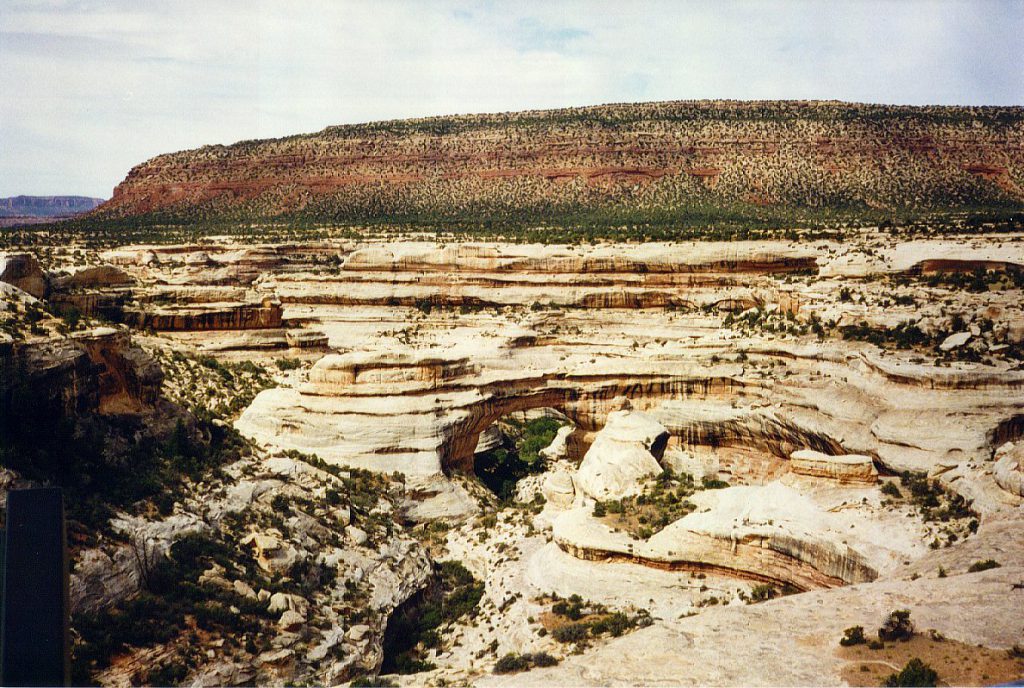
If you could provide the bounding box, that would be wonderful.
[94,101,1024,225]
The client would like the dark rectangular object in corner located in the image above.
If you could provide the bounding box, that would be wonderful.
[1,487,69,686]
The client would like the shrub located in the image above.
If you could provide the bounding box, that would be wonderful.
[878,609,914,642]
[840,626,867,647]
[868,640,885,650]
[494,653,530,674]
[880,482,902,498]
[884,658,938,687]
[551,622,590,643]
[592,501,606,517]
[523,652,559,668]
[750,584,776,602]
[351,676,398,687]
[143,661,188,686]
[966,559,1001,573]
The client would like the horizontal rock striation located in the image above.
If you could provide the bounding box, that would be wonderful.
[123,298,283,331]
[790,449,878,484]
[552,487,879,591]
[93,101,1024,225]
[263,241,815,312]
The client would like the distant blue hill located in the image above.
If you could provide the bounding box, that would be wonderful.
[0,195,105,218]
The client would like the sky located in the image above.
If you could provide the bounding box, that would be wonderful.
[1,0,1022,198]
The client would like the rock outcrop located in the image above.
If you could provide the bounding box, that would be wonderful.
[553,482,881,591]
[790,449,878,484]
[575,410,669,500]
[993,442,1024,497]
[0,326,161,419]
[6,230,1024,687]
[0,252,48,298]
[123,298,283,331]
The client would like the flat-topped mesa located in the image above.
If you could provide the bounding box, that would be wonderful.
[92,100,1024,225]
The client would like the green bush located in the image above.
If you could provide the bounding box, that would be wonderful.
[523,652,559,668]
[884,658,938,687]
[494,654,531,674]
[551,622,590,643]
[878,610,914,642]
[880,482,902,498]
[966,559,1000,573]
[840,626,866,647]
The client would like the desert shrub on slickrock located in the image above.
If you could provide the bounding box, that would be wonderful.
[494,652,559,674]
[840,625,867,646]
[878,609,914,642]
[967,559,1001,573]
[884,658,939,687]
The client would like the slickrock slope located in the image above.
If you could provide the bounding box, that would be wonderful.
[5,230,1024,686]
[94,101,1024,226]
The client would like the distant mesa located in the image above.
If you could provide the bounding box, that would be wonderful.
[0,195,106,226]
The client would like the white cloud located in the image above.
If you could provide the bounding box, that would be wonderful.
[0,0,1021,197]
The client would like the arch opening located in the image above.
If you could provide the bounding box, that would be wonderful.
[471,407,574,499]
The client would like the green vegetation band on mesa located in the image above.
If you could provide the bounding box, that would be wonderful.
[15,99,1019,246]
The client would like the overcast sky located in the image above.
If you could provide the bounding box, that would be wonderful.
[1,0,1022,198]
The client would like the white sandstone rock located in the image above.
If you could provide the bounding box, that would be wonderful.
[345,525,369,546]
[790,449,878,483]
[278,609,306,632]
[542,471,577,509]
[348,624,371,641]
[233,580,257,599]
[993,442,1024,497]
[939,331,972,351]
[540,424,574,461]
[575,410,669,500]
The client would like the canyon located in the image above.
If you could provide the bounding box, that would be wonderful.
[0,94,1023,688]
[3,224,1024,686]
